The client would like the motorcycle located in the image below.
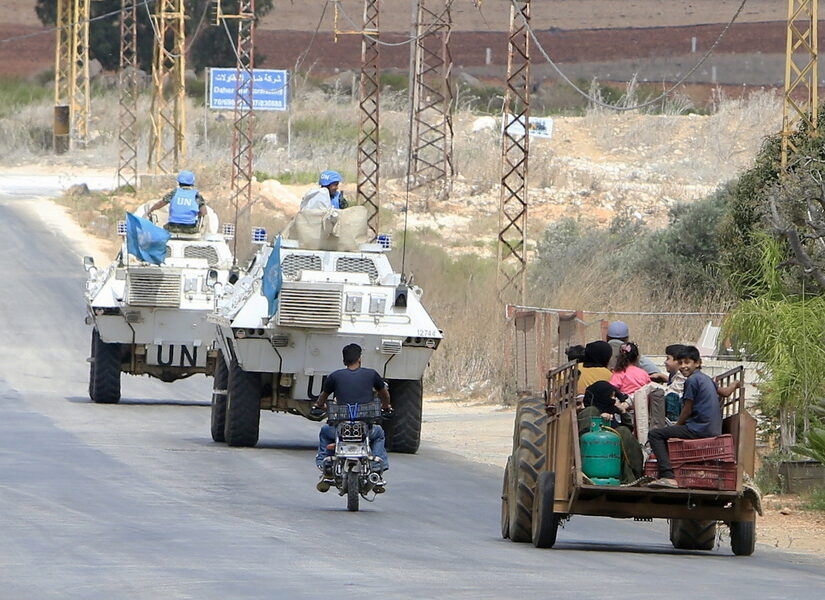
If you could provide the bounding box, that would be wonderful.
[313,400,389,511]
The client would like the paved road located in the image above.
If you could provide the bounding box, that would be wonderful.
[0,185,824,599]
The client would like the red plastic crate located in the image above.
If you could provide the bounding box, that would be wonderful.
[644,458,658,477]
[674,462,737,491]
[667,434,735,466]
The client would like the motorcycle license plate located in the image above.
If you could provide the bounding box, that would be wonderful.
[338,444,363,456]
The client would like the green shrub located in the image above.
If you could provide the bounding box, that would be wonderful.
[802,487,825,512]
[0,77,52,118]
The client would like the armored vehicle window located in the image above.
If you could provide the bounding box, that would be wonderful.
[183,245,219,266]
[282,254,322,280]
[336,257,378,281]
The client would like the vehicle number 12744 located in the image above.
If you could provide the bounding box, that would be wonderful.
[417,329,439,337]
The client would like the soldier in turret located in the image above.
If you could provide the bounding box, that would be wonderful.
[147,170,207,233]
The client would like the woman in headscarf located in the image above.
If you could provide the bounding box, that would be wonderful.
[579,380,644,483]
[577,340,614,395]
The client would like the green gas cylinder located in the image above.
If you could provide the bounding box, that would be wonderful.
[580,417,621,485]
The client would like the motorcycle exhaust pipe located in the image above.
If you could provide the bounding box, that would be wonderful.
[368,472,382,485]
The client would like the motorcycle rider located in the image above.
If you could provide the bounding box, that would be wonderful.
[311,343,391,492]
[146,170,207,233]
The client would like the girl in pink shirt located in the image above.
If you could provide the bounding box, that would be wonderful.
[610,342,651,394]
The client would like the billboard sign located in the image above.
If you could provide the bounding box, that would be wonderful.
[504,114,554,139]
[208,68,289,112]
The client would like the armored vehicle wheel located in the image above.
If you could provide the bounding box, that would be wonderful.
[91,328,121,404]
[210,352,229,442]
[730,519,756,556]
[509,398,547,542]
[224,358,261,447]
[347,470,360,512]
[669,519,717,551]
[385,379,423,454]
[532,471,561,548]
[88,328,97,400]
[500,457,512,539]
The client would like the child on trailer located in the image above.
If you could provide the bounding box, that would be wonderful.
[609,342,651,395]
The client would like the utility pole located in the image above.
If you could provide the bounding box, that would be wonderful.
[215,0,257,261]
[149,0,186,175]
[53,0,90,151]
[497,0,531,304]
[782,0,818,171]
[358,0,381,239]
[117,0,139,190]
[409,0,454,204]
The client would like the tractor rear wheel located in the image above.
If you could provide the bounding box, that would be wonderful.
[669,519,717,551]
[508,397,547,542]
[532,471,561,548]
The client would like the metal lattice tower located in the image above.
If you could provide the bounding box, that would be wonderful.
[409,0,454,203]
[149,0,186,175]
[358,0,381,239]
[117,0,139,189]
[497,0,531,304]
[54,0,90,148]
[782,0,819,170]
[216,0,256,261]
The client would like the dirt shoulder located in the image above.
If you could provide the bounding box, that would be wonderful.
[421,396,825,558]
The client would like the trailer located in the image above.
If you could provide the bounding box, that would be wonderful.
[501,362,761,554]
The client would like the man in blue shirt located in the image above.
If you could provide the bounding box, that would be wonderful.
[146,170,207,233]
[312,343,392,492]
[647,345,722,488]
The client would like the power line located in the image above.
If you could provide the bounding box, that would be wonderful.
[334,0,457,47]
[0,0,155,45]
[511,0,749,112]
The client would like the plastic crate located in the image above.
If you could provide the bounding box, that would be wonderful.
[644,458,658,477]
[667,434,735,466]
[674,462,737,491]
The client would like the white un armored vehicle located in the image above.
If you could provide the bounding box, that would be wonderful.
[208,206,442,453]
[83,203,235,403]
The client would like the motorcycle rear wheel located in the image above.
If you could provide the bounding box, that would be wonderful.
[347,470,360,512]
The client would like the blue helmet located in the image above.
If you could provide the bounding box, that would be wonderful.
[177,170,195,186]
[319,170,342,186]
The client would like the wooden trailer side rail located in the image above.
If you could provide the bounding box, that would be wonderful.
[544,361,580,513]
[715,366,756,491]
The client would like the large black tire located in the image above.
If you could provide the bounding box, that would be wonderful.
[730,519,756,556]
[501,457,512,539]
[669,519,717,551]
[91,328,121,404]
[346,470,360,512]
[88,328,97,400]
[224,358,261,447]
[385,379,423,454]
[210,352,229,443]
[508,397,547,542]
[532,471,561,548]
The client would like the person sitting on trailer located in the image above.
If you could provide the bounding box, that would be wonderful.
[647,345,722,488]
[146,170,207,233]
[579,381,644,483]
[576,340,614,398]
[311,343,392,493]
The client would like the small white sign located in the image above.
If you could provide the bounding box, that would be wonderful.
[504,114,554,139]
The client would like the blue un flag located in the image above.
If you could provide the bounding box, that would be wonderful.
[262,235,283,317]
[126,212,171,265]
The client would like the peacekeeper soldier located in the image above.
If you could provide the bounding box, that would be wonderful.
[146,170,207,233]
[299,170,348,211]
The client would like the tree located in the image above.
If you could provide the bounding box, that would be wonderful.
[35,0,273,73]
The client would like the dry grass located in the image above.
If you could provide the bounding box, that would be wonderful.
[1,82,781,402]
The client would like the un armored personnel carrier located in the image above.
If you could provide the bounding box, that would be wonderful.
[208,206,442,453]
[83,203,235,403]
